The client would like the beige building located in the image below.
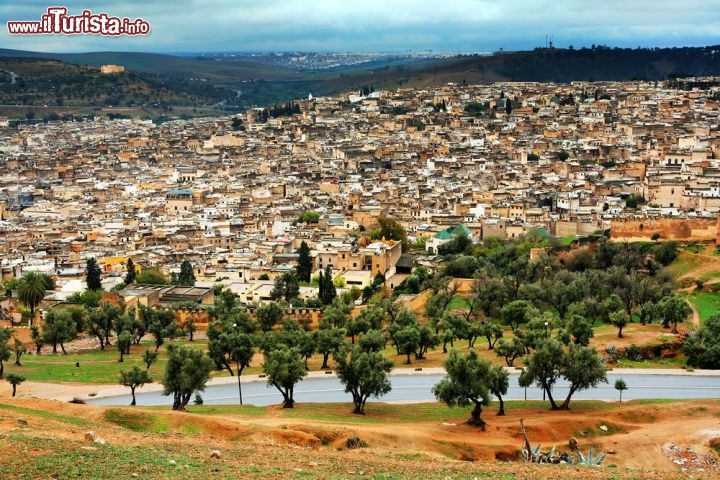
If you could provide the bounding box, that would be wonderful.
[100,64,124,74]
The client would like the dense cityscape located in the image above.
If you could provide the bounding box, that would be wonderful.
[2,77,720,300]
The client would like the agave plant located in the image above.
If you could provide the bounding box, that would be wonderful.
[576,447,606,466]
[519,444,557,463]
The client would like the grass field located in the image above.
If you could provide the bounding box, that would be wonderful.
[687,290,720,323]
[446,295,471,310]
[670,254,701,276]
[5,322,690,387]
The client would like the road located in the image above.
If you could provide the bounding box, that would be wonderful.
[85,370,720,407]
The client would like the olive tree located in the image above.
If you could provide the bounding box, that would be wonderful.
[334,345,393,414]
[262,346,307,408]
[120,366,152,406]
[433,349,496,430]
[161,345,213,411]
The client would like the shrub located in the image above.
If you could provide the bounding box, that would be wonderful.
[346,436,368,449]
[604,345,618,363]
[624,344,644,362]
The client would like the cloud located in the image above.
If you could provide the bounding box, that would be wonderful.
[1,0,719,53]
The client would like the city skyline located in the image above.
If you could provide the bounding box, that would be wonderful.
[2,0,719,54]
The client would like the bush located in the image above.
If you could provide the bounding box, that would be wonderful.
[604,345,618,363]
[624,344,644,362]
[346,436,368,449]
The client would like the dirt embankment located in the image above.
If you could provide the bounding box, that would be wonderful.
[1,395,719,479]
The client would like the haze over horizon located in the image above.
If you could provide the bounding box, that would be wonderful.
[2,0,719,55]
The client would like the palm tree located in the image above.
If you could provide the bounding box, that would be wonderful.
[17,272,46,327]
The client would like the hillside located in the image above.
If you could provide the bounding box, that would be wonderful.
[0,57,234,113]
[0,394,717,479]
[2,45,720,119]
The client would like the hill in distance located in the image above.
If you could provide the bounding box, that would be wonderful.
[2,45,720,120]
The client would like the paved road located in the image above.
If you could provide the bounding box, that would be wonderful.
[85,370,720,407]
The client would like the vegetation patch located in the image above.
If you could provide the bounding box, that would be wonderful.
[0,434,205,479]
[104,408,168,433]
[687,291,720,323]
[0,403,88,427]
[278,402,471,424]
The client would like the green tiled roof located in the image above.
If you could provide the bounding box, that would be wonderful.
[434,224,471,239]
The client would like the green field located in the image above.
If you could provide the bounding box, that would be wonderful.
[687,290,720,323]
[446,295,471,310]
[4,338,266,384]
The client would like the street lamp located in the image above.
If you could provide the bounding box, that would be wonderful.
[233,323,243,406]
[543,321,549,402]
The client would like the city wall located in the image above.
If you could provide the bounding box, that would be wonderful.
[610,218,718,242]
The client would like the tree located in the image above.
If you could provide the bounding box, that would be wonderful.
[433,350,495,429]
[501,300,534,333]
[0,328,11,378]
[17,271,46,326]
[519,339,566,410]
[85,257,103,291]
[314,327,346,369]
[684,314,720,369]
[567,314,594,346]
[116,330,132,362]
[270,272,300,302]
[177,260,196,287]
[560,344,607,409]
[207,320,254,404]
[6,373,25,397]
[394,326,420,364]
[609,310,629,339]
[358,329,386,353]
[87,302,120,350]
[119,366,152,406]
[520,340,607,410]
[262,347,307,408]
[67,289,103,309]
[30,326,44,355]
[334,345,393,414]
[615,378,628,402]
[656,295,692,334]
[143,349,157,369]
[278,322,316,367]
[297,210,320,224]
[256,302,284,332]
[371,216,408,250]
[42,309,77,354]
[478,320,503,350]
[319,265,337,305]
[416,324,440,360]
[624,193,646,209]
[135,267,170,285]
[146,309,180,352]
[296,241,312,283]
[495,337,525,367]
[124,258,137,285]
[13,337,26,366]
[162,345,213,411]
[489,364,509,416]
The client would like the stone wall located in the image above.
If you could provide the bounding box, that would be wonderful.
[610,218,718,241]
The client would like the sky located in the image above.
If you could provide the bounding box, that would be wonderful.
[2,0,720,54]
